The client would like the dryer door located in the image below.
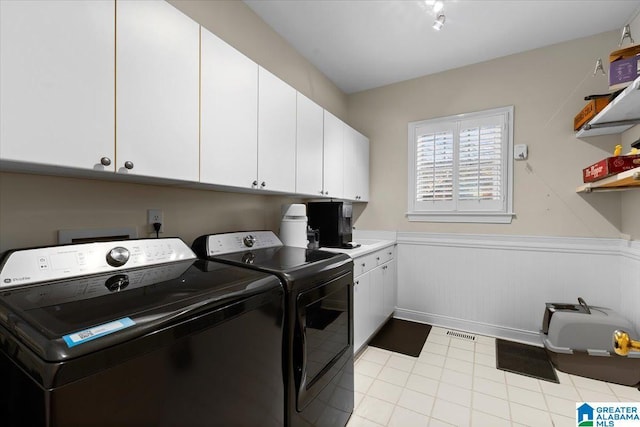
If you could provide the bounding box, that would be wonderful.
[294,271,353,411]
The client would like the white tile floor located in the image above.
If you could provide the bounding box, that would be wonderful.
[347,326,640,427]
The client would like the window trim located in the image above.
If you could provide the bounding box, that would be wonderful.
[407,106,515,224]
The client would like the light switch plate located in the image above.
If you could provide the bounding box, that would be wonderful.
[514,144,528,160]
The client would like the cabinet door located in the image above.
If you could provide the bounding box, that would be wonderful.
[382,261,396,318]
[296,93,324,196]
[0,0,115,171]
[353,273,371,353]
[370,266,385,330]
[344,126,370,202]
[201,29,258,188]
[116,0,199,181]
[355,131,370,201]
[257,67,296,192]
[322,111,344,199]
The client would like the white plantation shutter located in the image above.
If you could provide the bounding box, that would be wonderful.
[415,123,455,210]
[408,106,514,223]
[457,115,505,211]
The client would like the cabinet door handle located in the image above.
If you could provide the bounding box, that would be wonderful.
[100,157,111,166]
[361,263,365,267]
[260,181,266,188]
[252,180,258,187]
[355,280,359,285]
[376,257,380,261]
[319,190,324,194]
[124,161,134,170]
[388,252,393,255]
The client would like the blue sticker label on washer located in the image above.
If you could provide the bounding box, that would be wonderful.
[63,317,135,348]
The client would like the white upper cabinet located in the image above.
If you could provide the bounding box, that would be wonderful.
[0,0,115,171]
[0,0,371,200]
[200,28,258,188]
[322,111,345,199]
[116,0,199,181]
[257,67,297,193]
[344,126,370,202]
[296,93,324,196]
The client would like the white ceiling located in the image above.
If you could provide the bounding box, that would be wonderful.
[244,0,640,94]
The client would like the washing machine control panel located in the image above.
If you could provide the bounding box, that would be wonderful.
[0,238,196,288]
[205,231,282,256]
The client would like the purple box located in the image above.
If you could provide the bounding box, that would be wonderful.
[609,55,640,89]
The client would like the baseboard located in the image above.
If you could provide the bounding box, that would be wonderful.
[394,308,543,347]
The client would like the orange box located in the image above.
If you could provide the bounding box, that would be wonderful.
[582,155,640,182]
[573,98,610,131]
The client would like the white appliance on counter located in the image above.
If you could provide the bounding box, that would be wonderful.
[279,203,308,248]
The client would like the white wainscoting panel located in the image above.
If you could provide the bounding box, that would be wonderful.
[394,232,635,346]
[620,241,640,334]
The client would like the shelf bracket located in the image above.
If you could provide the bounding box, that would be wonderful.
[583,118,640,130]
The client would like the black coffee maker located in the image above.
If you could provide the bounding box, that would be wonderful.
[307,201,359,249]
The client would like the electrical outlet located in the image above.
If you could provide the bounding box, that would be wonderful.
[147,209,164,233]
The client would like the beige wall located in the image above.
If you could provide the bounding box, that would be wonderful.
[0,172,301,253]
[348,30,640,239]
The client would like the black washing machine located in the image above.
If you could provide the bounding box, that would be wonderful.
[193,231,354,427]
[0,238,284,427]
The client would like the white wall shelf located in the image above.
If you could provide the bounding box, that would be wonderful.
[576,76,640,137]
[576,167,640,193]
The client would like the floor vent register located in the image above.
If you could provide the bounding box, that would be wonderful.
[446,330,476,341]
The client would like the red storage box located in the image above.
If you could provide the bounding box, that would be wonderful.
[582,155,640,182]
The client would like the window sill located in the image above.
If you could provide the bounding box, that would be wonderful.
[406,212,515,224]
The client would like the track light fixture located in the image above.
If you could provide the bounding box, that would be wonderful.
[432,13,445,31]
[426,0,445,31]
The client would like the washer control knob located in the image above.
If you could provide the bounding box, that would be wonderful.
[105,274,129,292]
[243,235,256,248]
[100,157,112,166]
[106,247,130,267]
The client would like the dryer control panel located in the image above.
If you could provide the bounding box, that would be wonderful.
[204,231,282,256]
[0,238,196,288]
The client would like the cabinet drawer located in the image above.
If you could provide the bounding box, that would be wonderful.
[354,253,376,277]
[374,246,395,266]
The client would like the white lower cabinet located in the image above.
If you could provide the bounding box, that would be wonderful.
[352,245,397,353]
[353,273,371,353]
[382,261,396,319]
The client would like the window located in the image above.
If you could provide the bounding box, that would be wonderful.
[407,106,514,223]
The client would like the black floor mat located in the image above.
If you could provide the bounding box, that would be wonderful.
[496,339,559,383]
[368,318,431,357]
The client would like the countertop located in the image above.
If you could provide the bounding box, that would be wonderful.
[318,239,395,259]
